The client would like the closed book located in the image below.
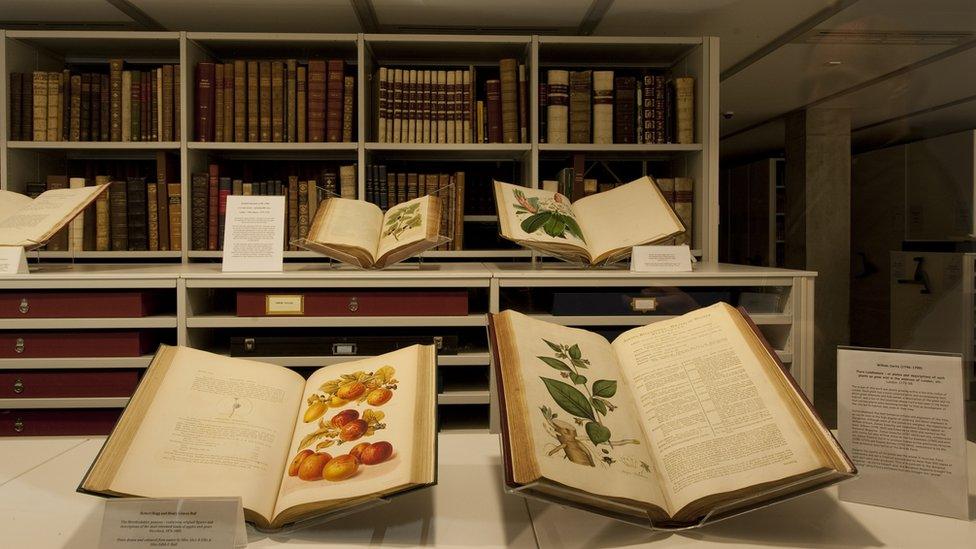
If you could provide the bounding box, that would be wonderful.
[213,63,224,141]
[386,170,396,209]
[456,69,465,144]
[592,70,613,144]
[499,59,519,143]
[614,76,636,144]
[69,75,82,141]
[517,64,527,143]
[392,68,403,143]
[569,70,592,143]
[340,164,356,199]
[326,59,344,142]
[207,164,219,250]
[271,60,284,142]
[168,183,182,251]
[654,74,666,143]
[233,60,246,142]
[258,61,271,142]
[21,74,33,140]
[287,176,299,249]
[642,74,652,144]
[286,59,296,142]
[32,71,48,141]
[47,72,59,141]
[156,182,170,251]
[141,71,150,141]
[538,82,548,144]
[190,172,209,250]
[10,73,23,140]
[407,173,419,201]
[61,69,70,140]
[162,64,174,141]
[445,70,455,144]
[675,76,694,144]
[147,181,159,251]
[343,75,354,142]
[173,67,180,141]
[297,179,310,242]
[486,79,502,143]
[236,290,469,317]
[377,67,388,143]
[95,175,111,250]
[109,180,128,251]
[148,69,156,141]
[100,73,110,141]
[407,69,417,143]
[307,180,318,222]
[80,73,91,141]
[396,172,407,205]
[223,62,234,142]
[126,178,148,250]
[435,70,446,143]
[665,79,675,143]
[306,60,326,142]
[320,169,337,197]
[247,60,259,142]
[68,177,86,250]
[546,70,569,144]
[296,66,307,143]
[673,177,693,246]
[109,59,123,140]
[422,70,432,143]
[452,171,465,250]
[130,71,141,142]
[218,177,232,249]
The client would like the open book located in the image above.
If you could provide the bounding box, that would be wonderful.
[304,195,444,268]
[0,185,108,248]
[489,304,854,528]
[79,344,437,530]
[493,176,684,265]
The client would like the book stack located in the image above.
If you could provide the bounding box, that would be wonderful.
[540,69,694,145]
[194,59,355,143]
[191,163,356,251]
[363,165,465,250]
[375,58,529,144]
[8,61,181,142]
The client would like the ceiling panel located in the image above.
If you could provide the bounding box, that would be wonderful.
[371,0,591,31]
[132,0,361,33]
[720,118,784,159]
[818,0,976,34]
[1,0,132,23]
[595,0,834,71]
[852,98,976,152]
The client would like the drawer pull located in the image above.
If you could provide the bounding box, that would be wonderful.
[333,343,357,355]
[19,298,29,314]
[13,418,24,433]
[630,297,658,312]
[348,296,359,313]
[13,379,24,394]
[432,336,443,350]
[244,337,255,352]
[14,338,25,354]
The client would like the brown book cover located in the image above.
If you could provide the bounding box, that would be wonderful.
[195,63,215,142]
[326,59,344,142]
[517,65,527,144]
[592,71,613,144]
[286,59,297,142]
[173,66,181,141]
[406,173,419,201]
[94,175,111,251]
[233,60,246,142]
[10,73,23,141]
[91,72,101,141]
[296,66,307,143]
[162,65,174,141]
[147,181,159,251]
[222,62,234,142]
[80,73,91,141]
[81,178,96,250]
[190,172,208,251]
[614,76,636,144]
[47,72,60,141]
[287,176,299,250]
[167,183,182,251]
[140,71,149,141]
[386,171,397,208]
[258,61,272,142]
[298,180,310,241]
[109,179,128,251]
[208,164,219,250]
[214,64,224,142]
[61,69,70,140]
[21,74,33,140]
[149,69,157,141]
[100,73,110,141]
[569,70,592,144]
[572,153,585,201]
[675,76,694,145]
[342,75,354,142]
[452,171,465,250]
[499,59,519,144]
[271,61,284,142]
[485,79,502,144]
[307,60,327,142]
[247,60,259,142]
[32,71,48,141]
[156,182,170,251]
[69,75,82,141]
[109,60,122,140]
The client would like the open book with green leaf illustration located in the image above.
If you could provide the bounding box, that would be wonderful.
[489,305,855,528]
[303,194,444,268]
[493,176,684,265]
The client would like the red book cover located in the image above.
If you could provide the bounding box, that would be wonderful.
[195,62,215,141]
[0,369,141,398]
[486,79,502,143]
[0,331,157,358]
[0,291,163,318]
[0,409,122,436]
[236,291,469,317]
[326,59,344,142]
[207,163,219,250]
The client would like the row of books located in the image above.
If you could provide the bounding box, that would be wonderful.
[363,166,465,250]
[195,60,354,143]
[541,70,693,145]
[375,58,528,144]
[9,62,181,142]
[190,164,356,251]
[26,176,181,251]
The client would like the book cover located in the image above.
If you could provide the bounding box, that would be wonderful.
[517,64,527,144]
[207,164,219,250]
[259,60,272,142]
[47,72,60,141]
[167,183,182,251]
[100,73,111,141]
[214,64,224,142]
[286,59,296,142]
[326,60,344,142]
[126,177,148,251]
[157,182,170,251]
[95,176,111,251]
[546,70,568,144]
[190,172,209,251]
[32,71,48,141]
[195,63,215,141]
[223,62,234,142]
[485,79,502,144]
[343,75,354,142]
[307,60,327,142]
[233,60,246,142]
[110,60,122,140]
[271,61,284,142]
[499,59,519,143]
[109,180,128,251]
[377,67,388,143]
[675,77,694,145]
[69,75,82,141]
[614,76,636,144]
[569,70,592,144]
[297,66,307,143]
[247,60,259,142]
[147,181,159,251]
[10,73,23,140]
[592,71,613,144]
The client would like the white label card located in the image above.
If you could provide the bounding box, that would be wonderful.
[222,195,285,273]
[0,246,29,275]
[630,245,693,272]
[837,347,969,520]
[99,497,246,548]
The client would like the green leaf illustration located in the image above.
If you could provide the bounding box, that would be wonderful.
[563,216,586,242]
[571,358,588,369]
[537,356,572,372]
[585,421,611,445]
[568,344,582,360]
[521,212,551,233]
[541,377,594,421]
[543,339,563,353]
[570,373,587,385]
[543,216,565,237]
[592,379,617,398]
[528,196,541,209]
[591,398,607,416]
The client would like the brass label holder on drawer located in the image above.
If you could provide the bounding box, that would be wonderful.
[630,297,658,313]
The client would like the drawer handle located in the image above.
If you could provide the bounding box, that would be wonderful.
[13,418,24,433]
[19,298,29,314]
[244,338,255,352]
[348,296,359,313]
[14,338,24,354]
[13,379,24,394]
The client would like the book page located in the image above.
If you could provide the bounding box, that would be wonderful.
[571,176,684,262]
[493,180,588,253]
[611,303,827,514]
[273,346,430,519]
[0,184,106,247]
[307,198,384,261]
[0,190,35,225]
[109,347,306,522]
[494,311,666,509]
[375,194,438,262]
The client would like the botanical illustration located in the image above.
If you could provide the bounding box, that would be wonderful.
[289,366,398,483]
[536,339,639,468]
[512,188,585,242]
[383,202,423,241]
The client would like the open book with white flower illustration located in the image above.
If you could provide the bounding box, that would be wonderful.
[493,176,684,265]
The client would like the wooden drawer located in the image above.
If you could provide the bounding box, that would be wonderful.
[0,291,164,318]
[0,369,141,398]
[0,331,157,358]
[236,290,470,316]
[0,408,121,436]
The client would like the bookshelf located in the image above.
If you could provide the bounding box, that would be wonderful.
[3,30,720,262]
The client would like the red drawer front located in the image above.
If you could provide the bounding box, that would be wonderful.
[0,408,122,436]
[0,331,157,358]
[0,291,163,318]
[0,369,141,398]
[236,291,470,316]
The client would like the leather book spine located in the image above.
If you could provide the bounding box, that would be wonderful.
[88,73,100,141]
[296,66,307,143]
[109,59,122,140]
[326,59,344,142]
[377,67,388,143]
[298,180,310,241]
[572,153,585,201]
[258,60,271,142]
[233,60,246,142]
[343,75,354,142]
[592,70,613,144]
[546,70,568,144]
[247,60,259,142]
[130,71,141,142]
[673,177,693,246]
[68,177,85,250]
[307,60,326,142]
[613,76,635,144]
[340,164,356,199]
[141,71,150,141]
[10,73,23,140]
[569,70,591,144]
[99,73,110,141]
[407,172,419,201]
[517,64,527,143]
[190,172,209,250]
[307,179,318,221]
[167,183,182,251]
[499,59,519,143]
[396,172,407,205]
[452,171,465,250]
[665,78,675,143]
[455,69,465,143]
[44,176,69,249]
[538,82,547,144]
[271,60,284,142]
[108,180,128,251]
[147,180,159,251]
[654,74,665,144]
[80,73,91,141]
[156,181,170,251]
[223,62,234,142]
[148,69,157,141]
[95,175,111,251]
[173,67,180,141]
[46,72,59,141]
[162,64,174,141]
[445,70,455,144]
[21,74,32,140]
[386,170,396,209]
[407,69,417,143]
[207,164,219,250]
[287,176,299,250]
[391,68,402,143]
[218,177,232,249]
[60,69,69,140]
[485,79,502,144]
[213,63,224,142]
[126,177,148,251]
[675,76,694,144]
[83,178,97,250]
[642,74,653,144]
[121,71,131,141]
[422,69,432,143]
[69,75,82,141]
[286,59,296,142]
[32,71,48,141]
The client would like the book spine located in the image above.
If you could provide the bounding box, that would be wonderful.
[642,74,652,144]
[156,181,170,251]
[47,72,60,141]
[166,183,181,251]
[391,68,402,143]
[60,69,69,141]
[297,179,309,242]
[21,74,33,140]
[538,82,547,144]
[340,164,356,199]
[213,64,224,142]
[270,61,284,142]
[287,176,299,250]
[423,70,432,143]
[141,71,150,141]
[377,165,388,210]
[147,181,159,251]
[109,60,122,140]
[82,177,96,250]
[222,63,234,142]
[499,59,518,144]
[485,79,501,144]
[32,72,48,141]
[95,176,111,251]
[452,171,465,250]
[69,75,81,141]
[233,60,246,142]
[109,180,128,250]
[286,59,297,142]
[592,71,613,144]
[435,70,446,144]
[161,65,173,141]
[343,75,354,142]
[614,76,635,144]
[445,70,456,144]
[385,170,395,209]
[408,69,418,144]
[131,72,142,142]
[247,60,259,142]
[126,178,148,250]
[149,69,157,141]
[258,61,271,142]
[307,179,318,221]
[673,177,693,246]
[190,172,209,251]
[675,76,694,145]
[377,67,388,143]
[173,67,180,141]
[407,173,419,201]
[79,73,91,141]
[218,177,232,249]
[654,74,665,144]
[68,177,85,250]
[296,66,307,143]
[326,60,344,142]
[517,64,527,144]
[121,71,131,141]
[569,70,591,144]
[10,73,23,140]
[546,70,568,144]
[100,73,110,141]
[307,60,326,142]
[207,164,219,250]
[455,69,464,143]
